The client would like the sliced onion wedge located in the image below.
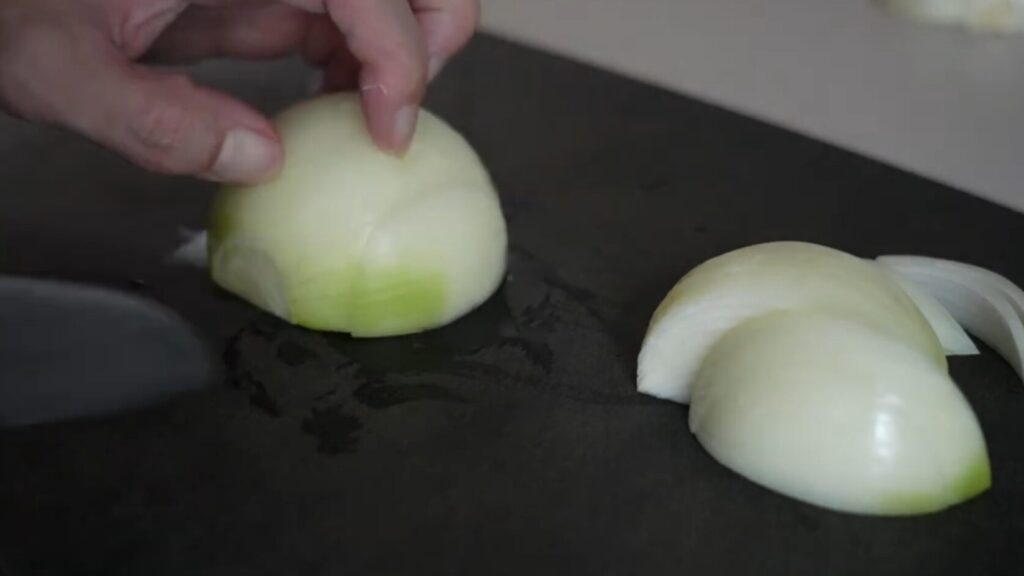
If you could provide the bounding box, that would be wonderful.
[167,229,209,268]
[877,256,1024,382]
[637,242,945,404]
[875,264,979,356]
[690,310,991,516]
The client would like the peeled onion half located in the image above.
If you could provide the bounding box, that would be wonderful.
[208,93,508,337]
[690,310,991,515]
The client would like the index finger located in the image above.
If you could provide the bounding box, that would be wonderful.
[411,0,479,79]
[288,0,428,153]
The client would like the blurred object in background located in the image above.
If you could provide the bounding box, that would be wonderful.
[879,0,1024,33]
[479,0,1024,215]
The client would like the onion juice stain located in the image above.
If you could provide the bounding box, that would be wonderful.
[320,251,565,384]
[322,286,539,379]
[219,248,645,455]
[300,405,363,455]
[276,339,319,367]
[353,381,467,410]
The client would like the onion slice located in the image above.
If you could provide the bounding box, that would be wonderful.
[874,263,979,356]
[877,255,1024,382]
[637,242,945,404]
[689,309,991,515]
[167,229,209,268]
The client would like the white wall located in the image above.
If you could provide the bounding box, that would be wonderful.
[481,0,1024,213]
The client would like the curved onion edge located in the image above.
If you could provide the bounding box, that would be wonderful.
[877,255,1024,384]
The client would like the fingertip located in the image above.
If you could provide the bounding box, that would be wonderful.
[359,83,420,155]
[392,105,418,153]
[322,0,428,153]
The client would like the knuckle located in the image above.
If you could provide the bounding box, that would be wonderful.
[134,141,215,176]
[129,78,199,151]
[387,52,428,100]
[126,95,216,174]
[110,0,188,58]
[159,73,197,94]
[354,48,426,101]
[132,101,194,150]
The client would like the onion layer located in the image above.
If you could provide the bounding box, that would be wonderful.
[690,310,991,515]
[637,242,944,404]
[874,263,979,356]
[878,255,1024,382]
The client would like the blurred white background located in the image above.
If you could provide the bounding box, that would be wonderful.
[481,0,1024,213]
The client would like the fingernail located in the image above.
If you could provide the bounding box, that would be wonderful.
[209,129,280,183]
[360,83,389,96]
[392,105,417,152]
[428,56,447,81]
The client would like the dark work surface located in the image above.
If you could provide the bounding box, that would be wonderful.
[2,34,1024,576]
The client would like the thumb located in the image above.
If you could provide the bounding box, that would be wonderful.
[67,62,283,184]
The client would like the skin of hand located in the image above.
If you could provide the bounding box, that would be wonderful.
[0,0,479,184]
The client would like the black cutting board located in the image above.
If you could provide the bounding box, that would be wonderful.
[1,34,1023,576]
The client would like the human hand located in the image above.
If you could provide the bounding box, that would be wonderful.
[0,0,479,183]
